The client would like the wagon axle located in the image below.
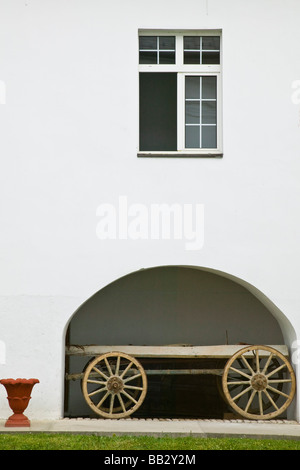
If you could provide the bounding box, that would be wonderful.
[251,374,268,392]
[107,377,124,394]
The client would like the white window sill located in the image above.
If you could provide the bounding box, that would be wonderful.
[137,151,223,158]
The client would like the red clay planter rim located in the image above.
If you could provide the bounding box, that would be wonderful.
[0,378,39,385]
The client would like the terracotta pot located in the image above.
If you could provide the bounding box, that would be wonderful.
[0,378,39,427]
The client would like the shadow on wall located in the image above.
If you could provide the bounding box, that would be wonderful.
[65,266,285,418]
[68,266,283,347]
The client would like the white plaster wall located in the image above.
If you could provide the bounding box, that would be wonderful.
[0,0,300,419]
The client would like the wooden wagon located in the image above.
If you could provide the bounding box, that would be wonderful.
[65,344,296,420]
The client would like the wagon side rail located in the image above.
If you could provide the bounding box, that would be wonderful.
[65,344,289,359]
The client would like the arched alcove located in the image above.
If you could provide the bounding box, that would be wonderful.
[64,266,293,419]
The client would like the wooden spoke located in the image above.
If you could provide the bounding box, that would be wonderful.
[263,389,279,411]
[119,361,134,379]
[222,345,296,420]
[229,366,251,380]
[104,357,113,377]
[109,394,115,415]
[121,390,138,404]
[115,355,120,376]
[268,379,292,384]
[97,391,110,408]
[267,385,290,399]
[123,373,142,383]
[262,353,273,375]
[266,363,287,378]
[82,351,147,419]
[245,390,257,413]
[88,386,107,397]
[87,379,106,385]
[227,380,250,386]
[258,391,263,415]
[232,385,253,402]
[241,355,255,375]
[92,366,109,380]
[124,384,144,391]
[117,393,126,413]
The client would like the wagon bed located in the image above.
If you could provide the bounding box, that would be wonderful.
[65,344,295,421]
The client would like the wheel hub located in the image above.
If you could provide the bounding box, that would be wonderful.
[251,373,268,391]
[107,376,124,393]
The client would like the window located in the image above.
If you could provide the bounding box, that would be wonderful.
[139,36,176,64]
[138,30,222,157]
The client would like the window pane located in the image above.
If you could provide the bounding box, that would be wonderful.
[184,35,220,64]
[202,126,217,148]
[202,51,220,64]
[185,76,200,99]
[202,101,217,124]
[202,76,217,99]
[139,36,157,49]
[186,102,200,124]
[139,51,157,64]
[139,73,177,151]
[159,51,175,64]
[202,36,220,50]
[184,36,200,50]
[184,51,200,64]
[159,36,175,50]
[185,126,200,148]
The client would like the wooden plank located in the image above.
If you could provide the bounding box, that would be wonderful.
[66,368,224,381]
[66,344,289,358]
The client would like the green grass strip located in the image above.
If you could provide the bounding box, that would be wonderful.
[0,434,300,450]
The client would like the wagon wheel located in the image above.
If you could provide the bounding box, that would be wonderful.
[81,357,143,414]
[222,345,296,420]
[82,352,147,419]
[218,356,284,417]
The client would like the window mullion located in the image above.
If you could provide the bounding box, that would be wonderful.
[176,34,183,67]
[200,36,203,64]
[199,76,202,148]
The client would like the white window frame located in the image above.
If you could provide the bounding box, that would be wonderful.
[138,29,223,158]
